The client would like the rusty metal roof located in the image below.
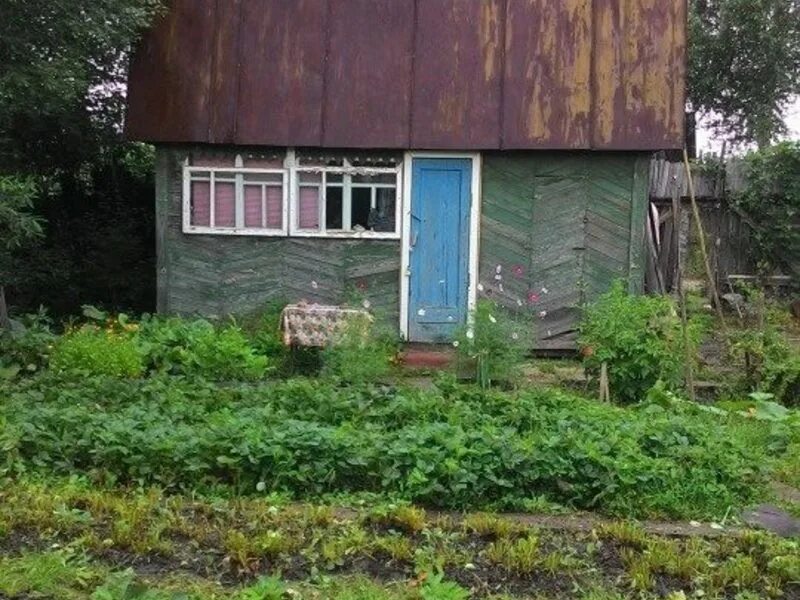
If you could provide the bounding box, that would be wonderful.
[126,0,686,150]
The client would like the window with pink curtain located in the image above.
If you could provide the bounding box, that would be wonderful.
[244,185,263,228]
[215,182,236,227]
[266,187,283,229]
[298,187,320,230]
[190,181,211,227]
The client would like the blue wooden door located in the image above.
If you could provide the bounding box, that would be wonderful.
[408,158,472,342]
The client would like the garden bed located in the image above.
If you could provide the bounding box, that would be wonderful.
[0,479,798,599]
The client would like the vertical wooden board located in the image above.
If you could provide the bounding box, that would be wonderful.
[627,155,650,292]
[235,0,327,146]
[479,155,535,310]
[126,0,216,142]
[155,148,172,313]
[324,0,414,148]
[411,0,503,149]
[592,0,686,149]
[503,0,592,149]
[208,0,242,144]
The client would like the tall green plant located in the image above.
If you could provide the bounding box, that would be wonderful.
[455,300,534,389]
[580,282,701,404]
[0,176,43,329]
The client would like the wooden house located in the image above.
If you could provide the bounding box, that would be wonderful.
[126,0,686,349]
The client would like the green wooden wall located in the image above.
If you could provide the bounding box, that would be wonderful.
[157,147,648,350]
[155,147,401,322]
[480,152,649,350]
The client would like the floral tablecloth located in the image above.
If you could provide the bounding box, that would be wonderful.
[280,303,372,347]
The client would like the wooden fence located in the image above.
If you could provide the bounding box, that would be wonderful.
[646,158,777,294]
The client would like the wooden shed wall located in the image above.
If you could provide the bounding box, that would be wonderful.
[480,153,649,350]
[156,147,401,319]
[128,0,686,151]
[157,147,648,351]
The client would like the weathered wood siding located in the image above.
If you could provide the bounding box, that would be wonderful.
[158,146,648,351]
[156,147,401,320]
[480,153,649,350]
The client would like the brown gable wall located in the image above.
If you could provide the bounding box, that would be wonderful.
[127,0,686,150]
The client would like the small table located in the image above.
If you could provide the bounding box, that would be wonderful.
[280,303,372,347]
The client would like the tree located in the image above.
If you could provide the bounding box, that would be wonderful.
[689,0,800,147]
[0,177,43,329]
[0,1,163,317]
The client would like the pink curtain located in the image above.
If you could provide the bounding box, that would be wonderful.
[266,187,283,229]
[298,187,320,229]
[244,185,262,228]
[215,182,236,227]
[190,181,211,227]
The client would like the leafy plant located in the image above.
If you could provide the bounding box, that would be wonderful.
[455,300,534,389]
[321,314,398,384]
[419,570,469,600]
[0,308,55,376]
[50,326,143,378]
[579,281,701,404]
[136,316,269,381]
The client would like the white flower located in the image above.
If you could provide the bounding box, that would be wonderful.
[541,286,549,294]
[466,329,475,340]
[488,314,497,324]
[538,310,548,318]
[452,341,460,348]
[362,299,372,309]
[512,332,519,340]
[517,299,523,307]
[311,280,319,289]
[494,274,503,281]
[477,283,485,292]
[256,481,266,492]
[496,264,503,274]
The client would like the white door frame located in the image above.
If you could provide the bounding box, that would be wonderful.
[399,152,482,341]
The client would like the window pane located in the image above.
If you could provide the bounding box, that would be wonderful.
[266,187,283,229]
[214,171,238,182]
[351,188,371,230]
[352,173,395,185]
[326,186,343,230]
[298,187,320,230]
[327,173,344,184]
[372,188,397,232]
[245,172,283,184]
[244,185,263,228]
[190,181,211,227]
[215,182,236,227]
[299,172,322,184]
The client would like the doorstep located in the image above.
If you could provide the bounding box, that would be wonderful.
[398,343,457,370]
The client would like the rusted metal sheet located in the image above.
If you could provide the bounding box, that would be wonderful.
[126,0,215,143]
[207,0,241,144]
[592,0,687,150]
[126,0,687,151]
[235,0,327,147]
[503,0,592,149]
[411,0,504,149]
[324,0,414,148]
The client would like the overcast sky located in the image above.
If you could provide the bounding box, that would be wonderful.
[696,97,800,155]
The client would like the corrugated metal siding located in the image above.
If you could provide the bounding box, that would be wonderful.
[156,147,401,319]
[128,0,686,151]
[480,153,648,350]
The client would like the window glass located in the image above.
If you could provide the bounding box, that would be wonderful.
[351,188,372,230]
[190,181,211,227]
[244,185,263,228]
[214,182,236,227]
[325,186,344,230]
[298,187,320,230]
[372,188,396,232]
[265,187,283,229]
[352,173,395,185]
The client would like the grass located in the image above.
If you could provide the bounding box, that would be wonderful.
[0,478,798,599]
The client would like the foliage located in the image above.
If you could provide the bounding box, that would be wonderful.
[579,282,701,404]
[49,326,144,378]
[689,0,800,146]
[0,309,55,377]
[455,300,535,389]
[0,375,777,520]
[731,142,800,276]
[419,571,469,600]
[0,175,43,325]
[136,315,269,381]
[322,315,398,384]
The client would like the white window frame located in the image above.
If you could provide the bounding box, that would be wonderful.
[288,155,402,240]
[182,155,289,236]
